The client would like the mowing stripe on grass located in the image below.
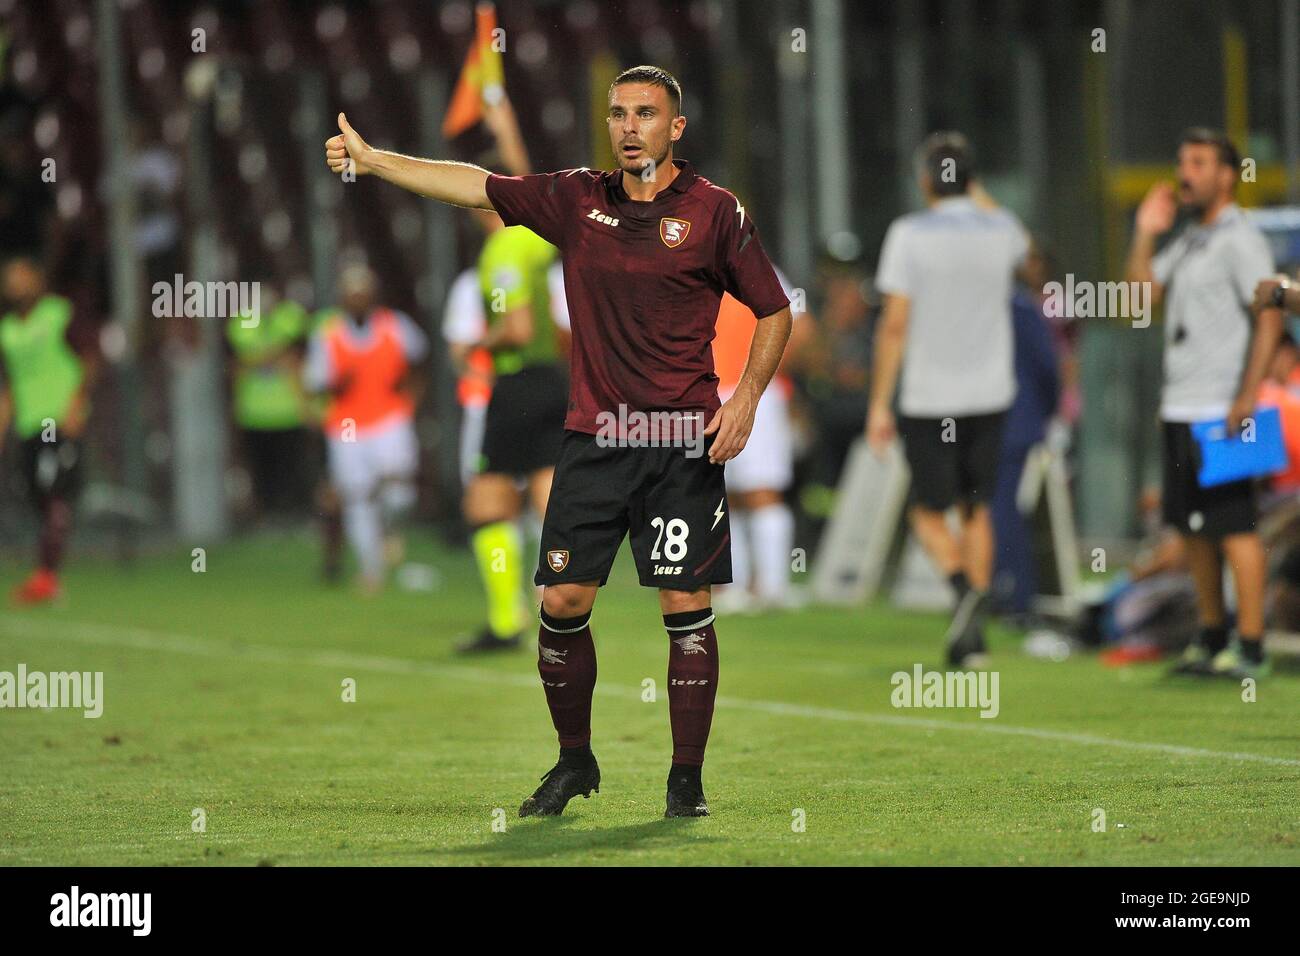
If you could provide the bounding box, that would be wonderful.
[5,615,1299,770]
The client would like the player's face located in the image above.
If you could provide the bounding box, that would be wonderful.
[608,83,684,177]
[2,261,43,309]
[342,287,373,316]
[1176,143,1232,210]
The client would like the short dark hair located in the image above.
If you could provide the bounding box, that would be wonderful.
[610,65,682,116]
[916,131,976,197]
[1180,127,1241,169]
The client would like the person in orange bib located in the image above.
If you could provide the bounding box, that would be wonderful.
[304,265,428,592]
[712,265,811,613]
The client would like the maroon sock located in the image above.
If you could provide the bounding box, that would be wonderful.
[538,609,597,747]
[39,498,72,572]
[665,608,719,767]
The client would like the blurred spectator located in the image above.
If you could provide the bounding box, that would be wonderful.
[0,256,100,603]
[790,256,874,518]
[130,122,183,280]
[713,265,812,614]
[304,265,427,592]
[1255,332,1300,502]
[1031,243,1081,426]
[1080,489,1197,665]
[991,240,1061,616]
[225,291,313,519]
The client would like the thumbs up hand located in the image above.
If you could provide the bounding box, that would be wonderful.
[326,112,372,177]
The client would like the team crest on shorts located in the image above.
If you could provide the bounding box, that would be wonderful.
[659,217,691,248]
[547,550,570,572]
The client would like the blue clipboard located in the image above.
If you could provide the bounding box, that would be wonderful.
[1191,406,1289,487]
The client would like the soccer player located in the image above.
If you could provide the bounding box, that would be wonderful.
[326,65,792,817]
[303,264,428,593]
[0,256,98,604]
[866,133,1029,667]
[1126,128,1284,679]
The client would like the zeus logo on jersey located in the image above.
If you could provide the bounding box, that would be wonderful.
[586,208,620,227]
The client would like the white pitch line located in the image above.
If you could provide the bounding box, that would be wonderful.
[4,616,1299,769]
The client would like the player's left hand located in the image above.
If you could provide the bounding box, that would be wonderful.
[703,390,757,465]
[1226,394,1254,434]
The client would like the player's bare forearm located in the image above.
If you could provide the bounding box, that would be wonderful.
[366,151,494,209]
[704,306,791,464]
[482,99,531,177]
[869,296,908,414]
[478,306,533,353]
[1231,306,1285,426]
[1127,184,1174,303]
[734,306,792,403]
[865,295,908,452]
[325,113,494,209]
[1124,231,1157,286]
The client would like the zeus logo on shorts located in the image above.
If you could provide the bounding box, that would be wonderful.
[654,565,683,575]
[547,550,569,572]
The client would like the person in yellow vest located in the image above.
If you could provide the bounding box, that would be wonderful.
[303,265,427,593]
[0,257,99,604]
[226,294,312,519]
[456,208,568,653]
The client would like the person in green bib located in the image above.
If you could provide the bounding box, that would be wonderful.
[226,294,312,519]
[457,209,570,653]
[0,257,98,604]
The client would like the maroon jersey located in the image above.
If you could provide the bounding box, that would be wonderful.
[485,160,789,435]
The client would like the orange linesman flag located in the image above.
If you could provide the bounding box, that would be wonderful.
[442,3,505,139]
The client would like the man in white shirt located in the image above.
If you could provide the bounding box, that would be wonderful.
[1126,128,1284,679]
[867,132,1029,666]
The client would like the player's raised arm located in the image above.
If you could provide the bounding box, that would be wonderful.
[1125,181,1176,303]
[325,113,495,210]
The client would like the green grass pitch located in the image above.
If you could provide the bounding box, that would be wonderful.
[1,530,1297,866]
